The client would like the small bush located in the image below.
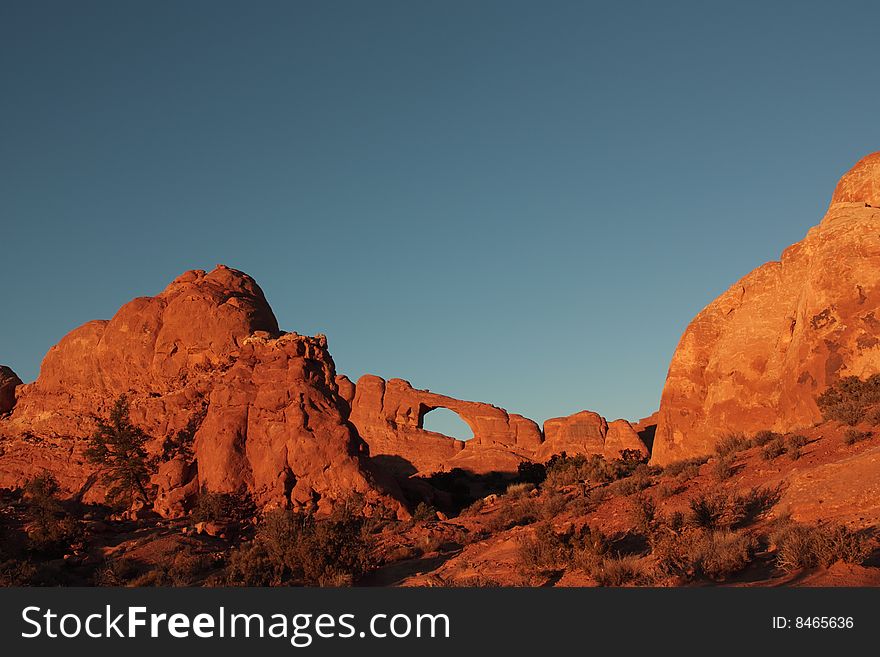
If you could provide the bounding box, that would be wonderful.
[772,522,871,572]
[506,482,535,499]
[226,503,373,586]
[731,485,783,527]
[761,436,787,461]
[844,429,872,446]
[785,435,808,461]
[518,523,568,570]
[712,453,736,481]
[689,492,729,530]
[628,494,656,534]
[592,555,652,586]
[817,374,880,426]
[22,473,81,554]
[662,457,707,479]
[516,461,546,485]
[412,502,438,522]
[716,434,750,456]
[654,528,755,581]
[191,490,255,526]
[486,498,540,532]
[752,430,781,447]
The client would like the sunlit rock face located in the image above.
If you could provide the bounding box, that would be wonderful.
[653,153,880,464]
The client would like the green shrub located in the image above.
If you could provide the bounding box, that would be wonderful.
[22,473,81,554]
[85,395,154,508]
[817,374,880,425]
[412,502,438,522]
[226,504,373,586]
[191,489,255,526]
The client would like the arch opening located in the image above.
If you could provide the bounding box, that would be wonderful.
[420,407,474,441]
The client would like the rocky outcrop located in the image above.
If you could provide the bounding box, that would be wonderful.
[347,375,542,475]
[0,266,405,518]
[346,375,647,474]
[535,411,648,462]
[653,152,880,464]
[0,366,22,415]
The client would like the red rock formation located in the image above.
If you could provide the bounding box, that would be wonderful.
[535,411,648,462]
[346,375,645,474]
[0,266,405,518]
[653,153,880,464]
[0,366,21,415]
[348,375,542,475]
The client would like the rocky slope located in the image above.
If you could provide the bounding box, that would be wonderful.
[653,153,880,464]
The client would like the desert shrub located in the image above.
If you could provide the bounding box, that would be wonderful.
[772,522,871,572]
[752,430,781,447]
[161,407,206,462]
[657,482,679,499]
[607,471,653,497]
[412,502,438,522]
[761,436,787,461]
[543,451,649,490]
[226,504,373,586]
[592,554,652,586]
[516,461,547,485]
[731,485,783,527]
[539,490,567,519]
[654,528,755,581]
[506,482,535,499]
[190,489,255,526]
[662,457,707,479]
[712,453,736,481]
[518,522,569,570]
[486,498,541,532]
[844,428,872,445]
[788,434,808,448]
[544,454,612,487]
[85,395,155,507]
[628,494,657,534]
[716,433,750,456]
[816,374,880,425]
[0,558,39,586]
[689,492,730,530]
[22,473,80,553]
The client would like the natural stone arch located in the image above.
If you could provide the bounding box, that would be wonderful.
[418,405,475,441]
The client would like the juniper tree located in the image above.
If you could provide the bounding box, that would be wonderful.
[85,395,154,508]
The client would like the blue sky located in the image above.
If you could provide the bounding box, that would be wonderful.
[2,1,879,435]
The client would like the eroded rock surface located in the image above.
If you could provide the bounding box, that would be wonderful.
[347,375,542,475]
[0,366,21,415]
[653,153,880,464]
[0,266,405,517]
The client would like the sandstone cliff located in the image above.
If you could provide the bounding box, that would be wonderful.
[653,153,880,464]
[0,266,405,517]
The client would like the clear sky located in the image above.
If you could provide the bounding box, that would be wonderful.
[3,1,880,436]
